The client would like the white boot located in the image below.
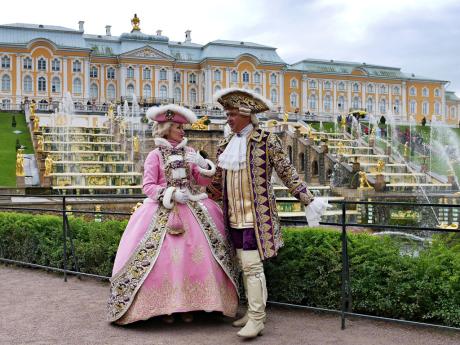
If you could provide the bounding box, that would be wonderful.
[237,250,267,338]
[232,249,249,327]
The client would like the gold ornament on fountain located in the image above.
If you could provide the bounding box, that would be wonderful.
[358,170,372,189]
[403,141,409,157]
[437,222,459,230]
[16,148,25,176]
[133,135,140,153]
[107,103,114,120]
[337,141,345,155]
[119,120,126,135]
[376,159,385,173]
[131,14,140,31]
[191,116,209,130]
[36,135,44,152]
[341,115,346,129]
[283,112,289,122]
[266,119,278,127]
[29,102,37,120]
[33,116,40,132]
[44,154,54,176]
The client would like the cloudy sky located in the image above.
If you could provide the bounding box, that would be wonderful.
[2,0,459,94]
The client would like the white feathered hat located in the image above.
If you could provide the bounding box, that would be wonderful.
[146,104,197,124]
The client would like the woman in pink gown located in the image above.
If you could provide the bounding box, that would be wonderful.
[107,104,239,324]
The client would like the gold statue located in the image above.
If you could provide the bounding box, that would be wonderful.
[376,159,385,173]
[107,103,114,120]
[33,116,40,132]
[36,135,44,152]
[45,154,54,176]
[358,171,372,189]
[191,116,209,130]
[16,148,25,176]
[403,141,409,157]
[283,112,289,122]
[131,14,140,31]
[266,119,278,127]
[29,102,36,120]
[337,141,345,155]
[341,115,346,130]
[133,135,140,153]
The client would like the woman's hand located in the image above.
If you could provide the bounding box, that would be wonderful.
[173,190,189,204]
[185,152,208,169]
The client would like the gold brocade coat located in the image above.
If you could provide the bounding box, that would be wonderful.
[208,128,314,260]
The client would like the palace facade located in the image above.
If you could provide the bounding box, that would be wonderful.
[0,16,459,125]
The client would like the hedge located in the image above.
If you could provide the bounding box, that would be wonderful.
[0,212,458,326]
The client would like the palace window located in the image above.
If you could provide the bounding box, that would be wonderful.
[159,69,167,80]
[242,72,249,83]
[127,66,134,79]
[352,96,360,109]
[410,100,416,114]
[367,84,374,93]
[72,60,81,73]
[107,84,116,100]
[338,81,345,91]
[290,93,298,107]
[213,69,221,82]
[270,89,277,103]
[1,56,10,69]
[434,88,440,97]
[422,87,428,97]
[366,97,374,112]
[324,95,332,111]
[143,84,152,98]
[434,102,440,115]
[379,98,386,113]
[189,73,197,84]
[270,73,277,85]
[52,77,61,93]
[214,85,221,93]
[38,76,46,92]
[89,66,97,78]
[73,78,82,94]
[143,68,151,80]
[309,80,316,89]
[393,99,400,114]
[189,88,197,103]
[338,96,345,109]
[309,94,317,109]
[254,87,261,94]
[52,59,60,72]
[254,72,261,84]
[380,85,386,94]
[38,58,47,71]
[409,87,416,96]
[126,84,135,98]
[1,99,11,109]
[23,57,32,70]
[324,81,331,90]
[393,86,400,95]
[451,107,456,119]
[173,71,180,83]
[90,83,98,99]
[291,79,298,88]
[422,102,428,115]
[1,75,10,91]
[159,85,168,99]
[174,87,181,101]
[23,75,33,92]
[353,83,359,92]
[231,71,238,83]
[107,67,115,80]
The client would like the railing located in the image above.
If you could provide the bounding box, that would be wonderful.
[0,196,459,331]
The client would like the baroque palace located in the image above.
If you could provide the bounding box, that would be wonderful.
[0,15,459,125]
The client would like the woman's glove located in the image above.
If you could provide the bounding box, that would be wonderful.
[185,151,208,169]
[173,190,189,204]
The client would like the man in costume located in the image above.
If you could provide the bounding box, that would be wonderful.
[208,88,327,338]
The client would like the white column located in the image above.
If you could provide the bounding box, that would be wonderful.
[301,75,308,113]
[119,65,126,98]
[388,84,393,118]
[206,68,212,104]
[154,67,159,98]
[63,58,68,95]
[333,80,337,113]
[16,55,21,101]
[84,60,90,100]
[135,65,140,97]
[225,68,230,88]
[183,70,188,104]
[441,85,446,121]
[347,81,352,113]
[402,82,407,119]
[168,69,174,99]
[318,79,323,114]
[361,83,365,110]
[375,84,380,115]
[100,65,105,102]
[279,72,284,110]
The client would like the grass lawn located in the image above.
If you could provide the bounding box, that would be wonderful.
[0,112,34,187]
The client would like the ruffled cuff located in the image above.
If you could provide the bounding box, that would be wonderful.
[162,187,176,209]
[198,159,216,177]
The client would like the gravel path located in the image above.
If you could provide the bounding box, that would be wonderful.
[1,265,459,345]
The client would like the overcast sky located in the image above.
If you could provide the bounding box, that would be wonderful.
[2,0,459,94]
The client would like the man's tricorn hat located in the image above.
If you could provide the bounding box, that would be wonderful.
[214,88,272,114]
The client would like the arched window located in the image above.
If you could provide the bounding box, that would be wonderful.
[410,100,416,114]
[338,95,345,110]
[173,71,180,83]
[366,97,374,112]
[309,94,317,109]
[324,95,332,111]
[23,57,32,70]
[379,98,386,113]
[107,67,115,79]
[127,66,134,79]
[254,87,261,94]
[434,102,440,115]
[38,76,46,92]
[291,79,298,88]
[38,58,47,71]
[143,68,151,80]
[189,73,197,84]
[1,75,10,91]
[242,71,249,83]
[338,81,345,91]
[213,69,221,81]
[290,93,298,107]
[324,81,331,90]
[393,99,400,114]
[434,88,440,97]
[159,85,167,99]
[73,78,82,94]
[90,66,98,78]
[422,87,428,97]
[270,89,277,103]
[72,60,81,73]
[231,71,238,83]
[422,102,428,115]
[352,96,360,109]
[189,88,197,104]
[270,73,277,85]
[1,56,11,69]
[367,84,374,93]
[159,69,167,80]
[89,83,98,99]
[52,77,61,93]
[353,82,359,92]
[143,84,151,99]
[107,84,116,100]
[214,85,221,94]
[52,58,60,72]
[254,72,261,84]
[23,75,33,92]
[393,86,400,95]
[380,84,386,94]
[309,80,316,89]
[126,84,135,98]
[409,86,416,96]
[171,87,180,101]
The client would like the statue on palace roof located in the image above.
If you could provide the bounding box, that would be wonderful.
[131,14,140,32]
